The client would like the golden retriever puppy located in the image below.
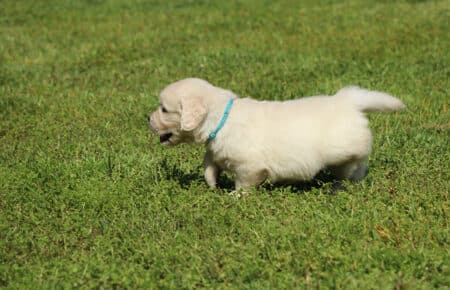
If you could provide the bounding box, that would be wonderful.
[148,78,405,191]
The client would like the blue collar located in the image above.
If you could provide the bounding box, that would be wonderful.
[208,98,234,141]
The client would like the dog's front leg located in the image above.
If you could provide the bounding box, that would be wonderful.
[203,151,220,189]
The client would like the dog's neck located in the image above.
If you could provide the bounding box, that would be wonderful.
[195,94,236,144]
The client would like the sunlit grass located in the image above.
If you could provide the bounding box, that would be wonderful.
[0,0,448,288]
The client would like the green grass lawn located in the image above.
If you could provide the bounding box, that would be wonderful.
[1,0,449,288]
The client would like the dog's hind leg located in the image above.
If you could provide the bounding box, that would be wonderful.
[350,162,368,181]
[330,159,368,182]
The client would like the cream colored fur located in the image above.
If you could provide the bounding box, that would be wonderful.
[148,78,405,191]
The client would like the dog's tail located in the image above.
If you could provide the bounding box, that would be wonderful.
[336,86,405,113]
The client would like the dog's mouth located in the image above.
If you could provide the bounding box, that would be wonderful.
[159,133,173,143]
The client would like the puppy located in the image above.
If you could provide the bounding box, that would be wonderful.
[148,78,405,191]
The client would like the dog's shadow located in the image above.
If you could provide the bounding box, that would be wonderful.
[160,159,347,194]
[263,172,347,195]
[159,159,204,189]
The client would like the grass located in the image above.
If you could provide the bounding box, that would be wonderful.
[0,0,449,288]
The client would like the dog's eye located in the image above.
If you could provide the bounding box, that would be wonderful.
[161,106,168,113]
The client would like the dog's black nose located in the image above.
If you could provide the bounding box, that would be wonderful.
[147,115,151,122]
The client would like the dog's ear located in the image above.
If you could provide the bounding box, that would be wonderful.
[180,96,207,131]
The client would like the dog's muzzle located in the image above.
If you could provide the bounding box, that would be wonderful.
[148,114,158,134]
[148,114,173,144]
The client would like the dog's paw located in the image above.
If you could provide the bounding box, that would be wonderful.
[228,189,249,199]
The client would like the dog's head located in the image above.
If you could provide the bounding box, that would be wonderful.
[148,78,233,145]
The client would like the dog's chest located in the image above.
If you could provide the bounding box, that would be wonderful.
[213,155,234,171]
[208,146,237,172]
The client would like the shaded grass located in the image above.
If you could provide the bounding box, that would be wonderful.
[0,0,449,288]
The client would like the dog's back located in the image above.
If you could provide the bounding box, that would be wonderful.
[219,87,404,182]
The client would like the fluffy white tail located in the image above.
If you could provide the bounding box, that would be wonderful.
[336,86,405,112]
